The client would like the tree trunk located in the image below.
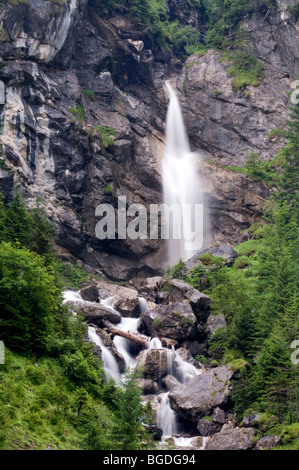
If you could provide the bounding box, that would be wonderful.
[103,320,149,348]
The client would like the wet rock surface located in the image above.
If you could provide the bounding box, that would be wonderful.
[69,301,122,325]
[0,0,293,277]
[169,365,233,422]
[139,302,198,340]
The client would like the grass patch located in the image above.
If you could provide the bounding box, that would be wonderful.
[68,105,87,123]
[94,125,116,148]
[224,151,281,186]
[82,89,96,101]
[199,253,226,267]
[52,260,89,290]
[103,184,114,196]
[220,51,265,91]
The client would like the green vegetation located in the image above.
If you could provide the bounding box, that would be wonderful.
[82,89,96,101]
[213,89,222,96]
[52,260,89,290]
[288,3,299,22]
[225,151,281,186]
[103,184,114,196]
[220,50,265,91]
[68,105,87,123]
[95,125,116,148]
[0,192,154,450]
[203,0,275,49]
[113,368,153,449]
[165,98,299,441]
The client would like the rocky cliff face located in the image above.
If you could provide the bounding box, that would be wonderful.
[0,0,297,279]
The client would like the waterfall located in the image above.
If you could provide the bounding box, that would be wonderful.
[162,82,209,266]
[157,392,177,438]
[173,353,201,384]
[139,296,149,314]
[102,296,139,369]
[88,326,121,384]
[63,291,206,448]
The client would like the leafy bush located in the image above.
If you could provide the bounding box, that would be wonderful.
[167,22,200,57]
[185,263,210,291]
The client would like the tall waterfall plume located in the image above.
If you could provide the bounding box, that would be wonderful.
[162,82,210,266]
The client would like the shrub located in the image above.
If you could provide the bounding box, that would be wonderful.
[0,242,59,355]
[220,51,265,91]
[68,105,87,123]
[82,89,96,101]
[288,4,299,21]
[103,184,114,195]
[95,125,116,147]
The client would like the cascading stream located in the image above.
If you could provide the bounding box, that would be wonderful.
[63,290,207,449]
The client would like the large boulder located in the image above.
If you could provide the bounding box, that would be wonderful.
[185,244,238,271]
[129,276,164,294]
[168,280,212,322]
[139,302,198,340]
[70,302,121,326]
[205,425,257,450]
[169,365,233,423]
[162,374,180,391]
[137,378,159,395]
[256,435,281,450]
[79,284,99,303]
[211,407,226,425]
[135,348,171,380]
[197,418,222,436]
[96,281,140,317]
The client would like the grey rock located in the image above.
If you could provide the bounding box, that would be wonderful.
[79,285,99,303]
[186,244,238,271]
[205,426,257,450]
[135,348,171,380]
[168,279,212,322]
[169,365,233,422]
[243,413,262,428]
[256,435,282,450]
[69,302,121,326]
[197,418,222,436]
[162,374,180,391]
[98,288,112,300]
[211,407,226,425]
[140,302,198,340]
[137,378,159,395]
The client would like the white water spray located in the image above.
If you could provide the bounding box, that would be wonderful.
[63,291,207,448]
[162,82,208,266]
[88,325,121,384]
